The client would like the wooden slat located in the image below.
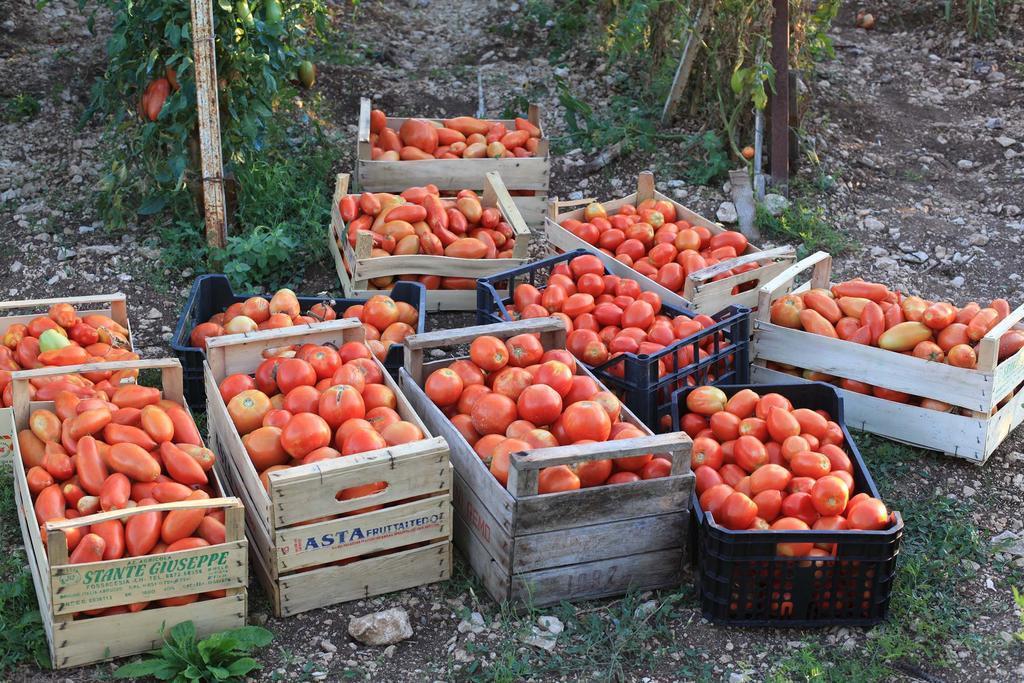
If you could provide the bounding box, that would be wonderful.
[751,365,1000,463]
[52,594,246,670]
[512,511,687,573]
[50,540,248,616]
[753,320,993,411]
[451,465,514,570]
[274,495,451,573]
[190,0,228,248]
[515,473,694,535]
[358,157,549,192]
[452,510,511,604]
[270,439,450,527]
[510,548,682,607]
[276,541,450,617]
[754,250,833,322]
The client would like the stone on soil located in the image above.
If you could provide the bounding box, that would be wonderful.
[348,608,414,646]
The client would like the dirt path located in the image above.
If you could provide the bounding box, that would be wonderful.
[2,1,1024,681]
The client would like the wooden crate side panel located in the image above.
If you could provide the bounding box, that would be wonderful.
[750,365,992,463]
[452,510,512,604]
[270,440,449,526]
[511,194,549,231]
[274,494,452,573]
[510,548,683,607]
[984,384,1024,462]
[51,593,247,670]
[400,369,515,534]
[356,158,550,192]
[204,365,272,527]
[451,466,513,570]
[351,252,531,281]
[684,253,795,313]
[205,321,365,380]
[276,541,451,617]
[50,540,248,616]
[992,350,1024,405]
[514,473,694,535]
[753,320,993,411]
[512,511,688,573]
[213,442,277,568]
[245,512,283,616]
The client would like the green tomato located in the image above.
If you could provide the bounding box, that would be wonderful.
[265,0,283,23]
[39,329,71,353]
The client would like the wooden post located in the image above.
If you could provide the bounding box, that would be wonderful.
[769,0,790,188]
[190,0,228,248]
[660,3,710,127]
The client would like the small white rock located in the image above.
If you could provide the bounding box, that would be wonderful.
[956,159,975,171]
[537,615,563,635]
[716,202,738,224]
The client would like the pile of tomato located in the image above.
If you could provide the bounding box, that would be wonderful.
[217,340,424,502]
[557,200,757,298]
[368,109,542,161]
[21,385,222,616]
[495,252,730,378]
[769,280,1023,411]
[1,303,138,407]
[338,185,520,291]
[190,291,417,362]
[682,386,893,557]
[422,334,673,493]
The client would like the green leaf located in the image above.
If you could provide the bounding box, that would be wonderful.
[114,658,177,679]
[137,195,168,215]
[218,0,233,10]
[730,67,750,95]
[226,657,261,676]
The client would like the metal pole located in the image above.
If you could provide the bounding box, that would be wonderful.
[770,0,790,189]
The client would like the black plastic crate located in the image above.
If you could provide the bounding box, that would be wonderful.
[477,250,751,431]
[671,382,904,627]
[171,275,426,410]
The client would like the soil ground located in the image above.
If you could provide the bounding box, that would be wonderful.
[1,1,1024,681]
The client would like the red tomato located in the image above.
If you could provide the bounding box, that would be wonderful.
[535,361,573,396]
[681,413,708,438]
[516,385,563,426]
[790,451,832,479]
[254,358,284,395]
[771,517,813,557]
[276,358,317,395]
[847,498,889,530]
[448,359,486,387]
[470,336,510,371]
[640,458,671,480]
[755,393,793,419]
[319,384,366,429]
[280,412,332,458]
[686,386,727,415]
[766,407,801,442]
[752,489,783,522]
[425,368,464,407]
[710,411,741,441]
[219,374,256,403]
[575,459,613,487]
[719,463,745,487]
[506,334,545,367]
[725,389,760,418]
[563,376,599,405]
[306,346,342,381]
[780,492,819,526]
[718,492,758,530]
[810,476,850,516]
[820,444,853,473]
[491,367,533,401]
[691,436,722,470]
[562,401,612,442]
[698,483,734,519]
[749,464,791,493]
[694,465,723,494]
[733,435,767,473]
[471,393,518,435]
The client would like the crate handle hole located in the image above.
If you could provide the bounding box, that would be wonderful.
[335,481,389,509]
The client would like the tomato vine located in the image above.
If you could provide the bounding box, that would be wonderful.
[79,0,329,227]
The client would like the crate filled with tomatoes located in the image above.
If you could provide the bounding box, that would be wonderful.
[6,358,248,669]
[545,171,796,315]
[355,98,550,228]
[328,171,533,311]
[1,294,137,415]
[399,317,695,607]
[752,251,1024,464]
[171,274,425,409]
[476,249,750,431]
[203,318,452,617]
[673,382,903,626]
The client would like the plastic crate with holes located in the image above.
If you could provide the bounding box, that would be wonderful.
[671,382,904,626]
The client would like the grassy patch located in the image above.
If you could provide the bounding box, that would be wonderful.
[771,437,999,681]
[158,107,342,292]
[2,93,41,123]
[755,202,852,257]
[0,469,50,674]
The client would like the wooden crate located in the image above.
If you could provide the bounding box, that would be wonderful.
[0,294,135,456]
[328,172,532,312]
[751,251,1024,464]
[354,97,550,229]
[399,318,695,606]
[6,358,247,670]
[203,318,452,617]
[546,172,796,315]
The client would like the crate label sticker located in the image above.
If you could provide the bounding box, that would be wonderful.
[0,432,12,459]
[279,510,446,556]
[53,549,236,610]
[452,485,490,543]
[994,353,1024,405]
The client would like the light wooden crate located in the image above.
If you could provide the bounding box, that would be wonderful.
[6,358,247,670]
[354,97,550,229]
[751,251,1024,464]
[328,172,532,312]
[546,172,796,315]
[0,294,135,457]
[399,318,695,607]
[203,318,452,617]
